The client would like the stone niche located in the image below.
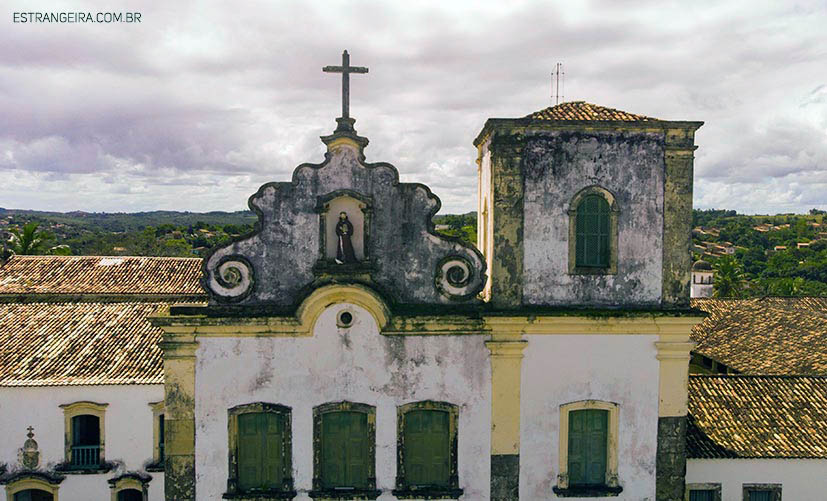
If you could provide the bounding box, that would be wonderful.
[319,192,370,264]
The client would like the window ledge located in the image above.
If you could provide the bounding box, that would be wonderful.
[569,267,616,276]
[392,487,464,499]
[222,490,296,500]
[145,462,164,472]
[552,485,623,497]
[54,462,114,475]
[308,488,381,500]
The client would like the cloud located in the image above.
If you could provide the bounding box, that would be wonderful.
[0,0,826,214]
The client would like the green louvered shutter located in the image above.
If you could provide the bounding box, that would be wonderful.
[689,490,716,501]
[749,492,772,501]
[575,195,611,268]
[568,409,608,486]
[321,411,369,489]
[404,410,450,487]
[238,412,285,491]
[14,491,53,501]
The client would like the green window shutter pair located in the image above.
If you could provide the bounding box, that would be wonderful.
[13,491,53,501]
[575,195,611,268]
[116,489,143,501]
[238,412,285,491]
[690,490,717,501]
[568,409,608,486]
[403,409,450,487]
[320,411,369,489]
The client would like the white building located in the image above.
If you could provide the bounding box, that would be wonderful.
[0,256,204,501]
[690,260,714,298]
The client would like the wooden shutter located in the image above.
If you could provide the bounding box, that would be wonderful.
[404,410,450,487]
[238,412,285,491]
[568,409,608,486]
[575,195,610,268]
[690,490,716,501]
[321,411,369,489]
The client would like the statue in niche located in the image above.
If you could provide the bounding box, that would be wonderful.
[335,211,358,264]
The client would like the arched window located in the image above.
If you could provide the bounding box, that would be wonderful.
[568,187,619,274]
[3,473,62,501]
[116,490,142,501]
[108,473,149,501]
[393,401,462,499]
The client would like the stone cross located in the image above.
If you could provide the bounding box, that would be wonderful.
[322,50,368,119]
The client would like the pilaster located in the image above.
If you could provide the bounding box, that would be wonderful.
[485,336,527,501]
[488,134,525,309]
[662,125,701,308]
[158,327,198,501]
[655,331,696,501]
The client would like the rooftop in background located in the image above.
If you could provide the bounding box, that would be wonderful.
[0,255,205,298]
[0,302,167,386]
[691,297,827,375]
[687,375,827,458]
[524,101,659,122]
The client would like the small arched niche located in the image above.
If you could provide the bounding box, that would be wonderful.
[317,191,372,265]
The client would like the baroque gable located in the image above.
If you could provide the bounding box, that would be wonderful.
[202,121,486,309]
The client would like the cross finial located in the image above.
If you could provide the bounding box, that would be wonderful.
[323,50,368,120]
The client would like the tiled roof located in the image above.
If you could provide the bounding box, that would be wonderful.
[687,375,827,458]
[525,101,659,121]
[0,255,205,296]
[690,297,827,375]
[0,302,166,386]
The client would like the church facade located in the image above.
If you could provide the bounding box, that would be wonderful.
[152,96,704,501]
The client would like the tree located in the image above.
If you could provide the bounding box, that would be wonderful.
[9,222,48,255]
[713,255,745,298]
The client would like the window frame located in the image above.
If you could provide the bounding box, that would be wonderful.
[58,401,108,472]
[147,401,165,472]
[742,484,782,501]
[553,400,621,497]
[567,185,620,275]
[3,473,62,501]
[108,474,149,501]
[310,401,379,500]
[393,401,463,499]
[224,402,295,500]
[686,483,722,501]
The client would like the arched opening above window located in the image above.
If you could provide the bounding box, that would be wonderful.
[568,186,619,275]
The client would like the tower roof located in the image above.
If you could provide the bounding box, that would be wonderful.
[692,259,713,271]
[525,101,659,122]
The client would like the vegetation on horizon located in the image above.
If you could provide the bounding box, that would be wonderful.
[1,207,825,297]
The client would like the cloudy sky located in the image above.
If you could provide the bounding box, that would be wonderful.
[2,0,825,215]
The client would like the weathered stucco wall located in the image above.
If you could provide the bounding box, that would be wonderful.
[521,131,665,306]
[686,458,827,500]
[520,334,660,500]
[203,137,485,307]
[0,384,164,501]
[193,303,492,500]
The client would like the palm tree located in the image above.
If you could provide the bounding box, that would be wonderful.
[9,222,47,255]
[713,255,745,298]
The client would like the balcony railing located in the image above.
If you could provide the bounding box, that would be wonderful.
[70,444,101,468]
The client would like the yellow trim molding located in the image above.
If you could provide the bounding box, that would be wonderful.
[656,333,695,417]
[486,340,528,455]
[5,477,60,500]
[557,400,620,489]
[149,400,165,465]
[485,315,704,336]
[58,401,108,465]
[109,477,147,501]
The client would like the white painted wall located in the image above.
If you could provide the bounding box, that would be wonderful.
[520,334,661,500]
[687,458,827,501]
[194,303,492,500]
[0,384,164,501]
